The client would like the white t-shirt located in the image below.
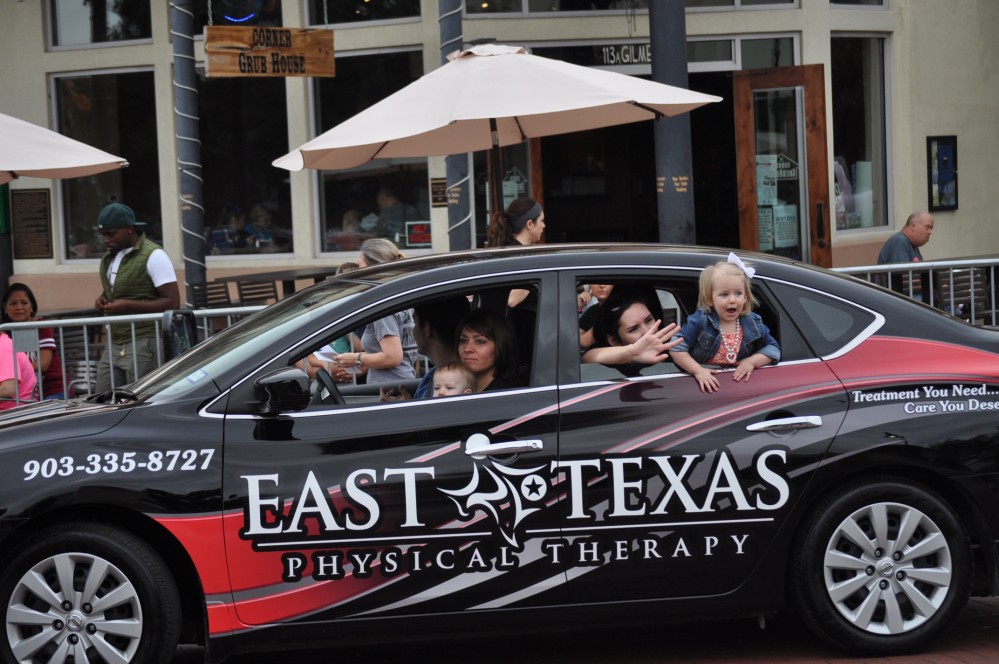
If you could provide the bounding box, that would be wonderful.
[107,247,177,288]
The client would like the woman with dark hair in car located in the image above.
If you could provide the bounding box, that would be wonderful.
[581,286,681,370]
[457,308,519,392]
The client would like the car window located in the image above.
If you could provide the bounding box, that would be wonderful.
[767,280,877,357]
[576,274,790,382]
[299,281,543,408]
[576,277,693,382]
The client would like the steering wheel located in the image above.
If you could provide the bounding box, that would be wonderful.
[313,368,346,406]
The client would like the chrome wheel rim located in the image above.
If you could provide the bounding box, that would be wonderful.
[823,501,952,635]
[6,552,142,663]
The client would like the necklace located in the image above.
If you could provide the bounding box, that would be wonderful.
[720,322,743,364]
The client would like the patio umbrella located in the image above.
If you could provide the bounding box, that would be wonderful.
[0,112,128,185]
[274,43,721,209]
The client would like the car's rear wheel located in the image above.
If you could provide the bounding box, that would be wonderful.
[790,479,970,655]
[0,523,180,664]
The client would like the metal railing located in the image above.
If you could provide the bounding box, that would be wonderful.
[0,305,264,405]
[834,256,999,326]
[2,255,998,407]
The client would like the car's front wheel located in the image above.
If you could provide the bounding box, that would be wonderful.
[0,523,180,664]
[790,478,970,655]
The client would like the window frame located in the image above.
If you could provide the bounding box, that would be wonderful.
[305,0,422,28]
[684,0,798,12]
[830,0,887,9]
[194,65,295,260]
[830,32,893,234]
[50,66,160,264]
[46,0,153,51]
[309,46,434,259]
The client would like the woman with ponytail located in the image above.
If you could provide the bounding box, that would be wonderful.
[484,197,545,365]
[486,197,545,248]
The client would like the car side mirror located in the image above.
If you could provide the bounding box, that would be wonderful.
[254,367,311,416]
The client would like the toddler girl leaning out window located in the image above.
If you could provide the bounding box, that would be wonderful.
[669,253,780,393]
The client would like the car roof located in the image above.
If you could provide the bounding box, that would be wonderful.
[332,243,844,294]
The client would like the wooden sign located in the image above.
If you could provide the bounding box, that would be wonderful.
[205,26,334,78]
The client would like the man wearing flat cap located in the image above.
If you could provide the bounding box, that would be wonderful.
[93,202,180,392]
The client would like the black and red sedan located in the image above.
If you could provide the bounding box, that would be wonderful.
[1,244,998,663]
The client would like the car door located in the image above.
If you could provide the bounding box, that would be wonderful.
[554,267,851,603]
[219,272,568,627]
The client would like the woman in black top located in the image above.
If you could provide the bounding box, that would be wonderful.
[582,286,681,376]
[456,308,520,392]
[484,197,545,365]
[485,196,545,250]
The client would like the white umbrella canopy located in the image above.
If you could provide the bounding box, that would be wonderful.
[274,43,721,173]
[0,112,128,185]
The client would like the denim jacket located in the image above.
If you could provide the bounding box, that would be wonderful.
[671,308,781,365]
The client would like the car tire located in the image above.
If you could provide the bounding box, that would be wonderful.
[790,478,970,655]
[0,522,181,664]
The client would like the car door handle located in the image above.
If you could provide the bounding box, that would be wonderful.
[746,416,823,432]
[464,432,544,459]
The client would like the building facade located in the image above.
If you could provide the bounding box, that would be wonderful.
[2,0,997,312]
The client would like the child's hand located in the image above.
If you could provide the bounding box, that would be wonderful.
[732,359,756,382]
[693,367,720,393]
[733,354,772,382]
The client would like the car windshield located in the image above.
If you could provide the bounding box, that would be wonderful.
[130,278,375,399]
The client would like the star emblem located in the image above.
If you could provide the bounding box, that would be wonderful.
[440,459,548,547]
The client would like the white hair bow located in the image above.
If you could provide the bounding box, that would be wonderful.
[727,252,756,279]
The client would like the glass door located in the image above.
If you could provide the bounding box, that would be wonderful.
[734,65,831,267]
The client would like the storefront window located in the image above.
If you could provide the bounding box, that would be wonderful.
[741,37,795,68]
[686,0,794,7]
[198,76,292,255]
[689,40,733,64]
[527,0,648,11]
[192,0,282,31]
[686,0,798,9]
[306,0,420,24]
[56,71,160,261]
[469,0,792,13]
[831,36,887,229]
[468,1,648,14]
[314,51,429,253]
[467,0,523,13]
[470,143,532,248]
[50,0,151,47]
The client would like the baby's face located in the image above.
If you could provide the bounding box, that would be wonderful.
[433,370,471,397]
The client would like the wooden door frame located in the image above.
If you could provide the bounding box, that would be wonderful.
[733,65,831,267]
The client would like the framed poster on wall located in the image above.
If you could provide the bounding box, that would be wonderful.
[927,136,958,212]
[10,189,53,259]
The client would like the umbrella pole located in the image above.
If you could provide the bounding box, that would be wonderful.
[489,118,505,224]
